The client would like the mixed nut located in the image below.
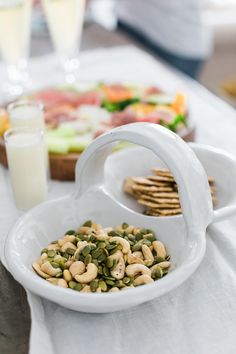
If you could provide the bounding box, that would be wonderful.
[124,167,217,216]
[32,221,171,293]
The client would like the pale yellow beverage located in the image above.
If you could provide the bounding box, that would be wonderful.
[8,101,49,172]
[8,101,45,130]
[42,0,85,58]
[4,129,48,211]
[0,0,32,64]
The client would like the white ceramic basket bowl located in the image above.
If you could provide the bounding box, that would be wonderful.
[5,123,236,313]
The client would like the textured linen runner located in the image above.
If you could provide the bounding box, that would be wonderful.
[1,46,236,354]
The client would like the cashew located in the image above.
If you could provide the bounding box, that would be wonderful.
[75,241,88,256]
[80,285,91,293]
[133,251,144,259]
[78,226,95,234]
[58,235,76,246]
[115,225,123,232]
[63,269,72,282]
[74,263,98,283]
[47,243,60,251]
[134,274,154,286]
[96,287,102,293]
[126,264,151,277]
[110,237,130,254]
[32,262,50,279]
[107,250,125,279]
[110,255,125,280]
[127,253,144,265]
[38,253,48,266]
[65,260,74,268]
[142,245,154,265]
[47,278,68,288]
[133,227,141,235]
[125,225,134,234]
[157,261,171,269]
[91,223,101,231]
[153,241,166,259]
[121,285,135,291]
[69,261,86,278]
[41,261,62,276]
[95,231,109,240]
[57,279,68,288]
[103,227,113,233]
[109,287,119,292]
[61,242,77,253]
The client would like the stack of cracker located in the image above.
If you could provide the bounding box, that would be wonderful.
[124,168,217,217]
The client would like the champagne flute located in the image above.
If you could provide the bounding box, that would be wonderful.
[0,0,32,99]
[42,0,85,83]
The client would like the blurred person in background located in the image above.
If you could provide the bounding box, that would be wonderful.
[116,0,213,79]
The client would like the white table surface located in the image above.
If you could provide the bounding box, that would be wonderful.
[1,46,236,354]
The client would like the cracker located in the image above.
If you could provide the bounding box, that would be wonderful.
[131,177,157,186]
[138,199,180,209]
[147,175,175,183]
[149,192,179,199]
[123,178,136,195]
[140,194,180,205]
[145,208,182,216]
[151,168,173,178]
[132,185,173,193]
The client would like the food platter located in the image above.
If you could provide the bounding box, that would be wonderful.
[0,82,195,180]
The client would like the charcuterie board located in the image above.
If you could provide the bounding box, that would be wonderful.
[0,83,195,181]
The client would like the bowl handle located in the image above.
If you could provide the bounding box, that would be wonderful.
[213,205,236,223]
[75,123,213,233]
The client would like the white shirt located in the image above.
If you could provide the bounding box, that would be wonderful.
[117,0,212,59]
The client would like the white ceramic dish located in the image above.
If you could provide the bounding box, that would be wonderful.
[105,144,236,223]
[5,123,236,313]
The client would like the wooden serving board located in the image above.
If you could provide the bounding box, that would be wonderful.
[0,126,195,181]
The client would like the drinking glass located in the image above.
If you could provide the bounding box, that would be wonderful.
[8,100,45,130]
[42,0,86,83]
[7,100,49,173]
[4,128,48,211]
[0,0,32,99]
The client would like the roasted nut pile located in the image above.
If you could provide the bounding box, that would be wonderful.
[124,168,217,216]
[32,221,171,293]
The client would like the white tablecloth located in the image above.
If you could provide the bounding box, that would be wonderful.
[1,46,236,354]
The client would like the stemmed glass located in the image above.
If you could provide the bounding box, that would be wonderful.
[42,0,86,84]
[0,0,32,100]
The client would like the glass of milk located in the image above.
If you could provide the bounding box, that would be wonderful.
[0,0,32,99]
[8,100,45,130]
[4,128,48,211]
[42,0,85,83]
[8,100,49,172]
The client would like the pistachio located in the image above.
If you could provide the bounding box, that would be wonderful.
[83,220,92,227]
[97,241,106,249]
[122,222,129,229]
[82,245,92,257]
[106,279,115,286]
[84,254,92,265]
[98,280,107,292]
[69,281,77,289]
[90,280,99,292]
[65,230,76,235]
[74,283,83,291]
[48,250,56,258]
